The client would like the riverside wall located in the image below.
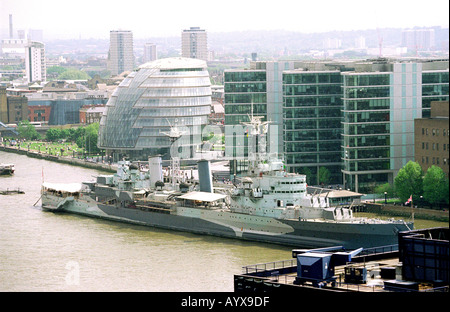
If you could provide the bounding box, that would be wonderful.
[364,203,448,222]
[0,145,116,173]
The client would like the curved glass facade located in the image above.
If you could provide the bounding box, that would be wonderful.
[98,57,211,161]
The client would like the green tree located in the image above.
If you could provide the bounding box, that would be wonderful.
[394,161,423,203]
[45,128,62,142]
[57,69,91,80]
[299,167,312,185]
[17,120,41,140]
[423,166,449,206]
[374,183,395,199]
[76,122,100,154]
[47,66,67,76]
[318,167,331,185]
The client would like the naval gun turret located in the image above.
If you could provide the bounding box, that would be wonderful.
[292,246,363,288]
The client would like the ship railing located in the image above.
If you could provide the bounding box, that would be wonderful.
[242,259,296,276]
[355,244,398,257]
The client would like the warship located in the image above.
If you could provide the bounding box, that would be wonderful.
[41,117,413,249]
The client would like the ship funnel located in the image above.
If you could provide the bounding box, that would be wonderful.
[149,156,163,188]
[198,159,213,193]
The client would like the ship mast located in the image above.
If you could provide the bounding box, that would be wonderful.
[161,124,186,190]
[241,103,270,173]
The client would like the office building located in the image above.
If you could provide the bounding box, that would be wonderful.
[107,30,134,76]
[342,59,448,193]
[224,61,296,174]
[224,58,448,192]
[182,27,208,61]
[25,41,46,83]
[98,57,212,161]
[415,101,449,176]
[283,69,343,185]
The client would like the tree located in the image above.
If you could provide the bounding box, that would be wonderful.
[299,167,312,185]
[57,69,91,80]
[423,166,449,206]
[318,167,331,186]
[374,183,395,199]
[45,128,63,142]
[47,66,67,78]
[76,122,100,154]
[17,120,41,140]
[394,161,423,203]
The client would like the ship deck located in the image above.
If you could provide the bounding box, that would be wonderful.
[235,242,448,293]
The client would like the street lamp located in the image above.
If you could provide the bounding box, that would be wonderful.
[384,191,387,204]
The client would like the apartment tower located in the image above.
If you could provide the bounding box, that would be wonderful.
[25,41,46,83]
[181,27,208,61]
[107,30,134,76]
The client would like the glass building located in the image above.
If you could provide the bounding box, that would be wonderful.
[283,70,343,185]
[224,61,295,174]
[98,57,212,161]
[342,61,449,193]
[223,58,448,191]
[422,70,449,117]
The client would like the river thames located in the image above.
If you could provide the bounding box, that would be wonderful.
[0,151,293,292]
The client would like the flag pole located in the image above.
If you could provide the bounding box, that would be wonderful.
[411,196,414,223]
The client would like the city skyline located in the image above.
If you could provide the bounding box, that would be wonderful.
[1,0,449,40]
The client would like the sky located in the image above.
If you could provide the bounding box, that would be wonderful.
[1,0,449,40]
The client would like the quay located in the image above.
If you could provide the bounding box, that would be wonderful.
[0,145,116,173]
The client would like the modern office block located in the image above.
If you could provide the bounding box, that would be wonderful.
[224,61,295,174]
[342,60,449,193]
[224,58,448,192]
[283,70,343,185]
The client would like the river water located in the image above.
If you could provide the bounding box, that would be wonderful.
[0,151,292,292]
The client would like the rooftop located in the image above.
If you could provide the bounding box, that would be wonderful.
[139,57,207,71]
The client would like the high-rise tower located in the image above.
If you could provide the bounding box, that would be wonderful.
[181,27,208,61]
[25,41,46,83]
[107,30,134,76]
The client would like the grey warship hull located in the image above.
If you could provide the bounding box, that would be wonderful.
[42,195,411,250]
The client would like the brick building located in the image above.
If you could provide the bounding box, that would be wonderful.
[415,101,449,176]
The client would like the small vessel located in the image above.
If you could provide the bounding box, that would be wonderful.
[40,117,413,249]
[0,163,15,175]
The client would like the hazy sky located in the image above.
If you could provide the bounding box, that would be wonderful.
[1,0,449,39]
